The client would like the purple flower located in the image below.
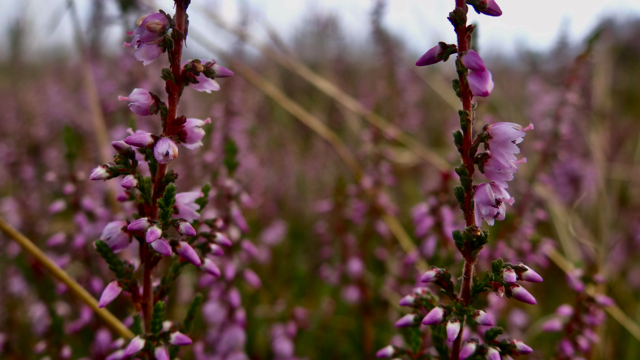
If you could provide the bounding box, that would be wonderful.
[470,0,503,16]
[151,238,172,256]
[594,294,615,307]
[145,225,162,243]
[459,340,477,360]
[169,331,192,346]
[416,45,442,67]
[203,258,221,277]
[177,220,196,236]
[98,281,122,308]
[420,267,440,283]
[241,240,259,257]
[541,318,564,332]
[112,141,130,154]
[473,310,494,326]
[556,304,574,317]
[473,183,514,227]
[209,243,225,256]
[120,175,138,189]
[174,192,202,222]
[507,284,537,305]
[100,221,130,253]
[398,294,416,307]
[191,72,221,93]
[175,241,201,266]
[511,340,533,354]
[446,318,461,342]
[422,306,445,325]
[395,314,420,328]
[558,339,575,357]
[123,336,145,357]
[127,217,150,232]
[124,130,155,148]
[117,89,155,116]
[518,264,544,283]
[181,118,211,149]
[154,346,169,360]
[243,269,262,289]
[90,165,110,181]
[376,345,396,358]
[154,137,179,164]
[502,267,517,283]
[124,13,168,65]
[213,64,234,78]
[214,232,232,247]
[486,347,501,360]
[463,51,493,97]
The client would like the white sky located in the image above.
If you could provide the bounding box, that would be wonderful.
[1,0,640,60]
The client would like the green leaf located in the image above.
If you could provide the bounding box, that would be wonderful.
[158,183,177,226]
[224,138,239,175]
[194,184,211,213]
[183,293,204,333]
[151,301,166,335]
[95,240,129,279]
[131,314,143,335]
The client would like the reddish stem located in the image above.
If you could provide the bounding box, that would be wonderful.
[451,1,477,358]
[141,0,189,333]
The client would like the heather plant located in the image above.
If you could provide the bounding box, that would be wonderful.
[377,1,543,359]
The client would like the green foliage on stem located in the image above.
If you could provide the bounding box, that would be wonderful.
[62,125,81,166]
[183,293,204,333]
[95,240,130,280]
[195,183,211,213]
[471,272,493,301]
[224,138,239,175]
[431,323,450,360]
[144,148,159,178]
[484,327,504,342]
[405,326,423,354]
[137,175,153,204]
[131,314,143,335]
[159,183,177,226]
[151,301,166,335]
[156,259,187,300]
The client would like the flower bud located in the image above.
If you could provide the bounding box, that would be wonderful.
[511,339,533,354]
[203,258,221,277]
[446,318,461,342]
[209,243,225,256]
[594,294,615,307]
[375,345,397,358]
[111,141,131,154]
[473,310,494,326]
[558,339,575,357]
[213,64,234,78]
[243,269,262,289]
[468,69,494,97]
[177,220,196,236]
[422,306,445,325]
[118,89,155,116]
[459,340,477,360]
[98,281,123,308]
[146,225,162,243]
[151,238,172,256]
[486,347,501,360]
[214,232,232,247]
[518,264,544,283]
[120,175,138,189]
[241,240,259,257]
[175,241,201,266]
[154,137,179,164]
[90,165,111,181]
[508,284,537,305]
[154,346,169,360]
[124,131,155,148]
[127,217,150,232]
[416,45,442,67]
[123,336,145,357]
[395,314,421,328]
[420,267,440,283]
[502,267,517,283]
[398,294,417,307]
[556,304,574,317]
[541,318,564,332]
[462,50,486,72]
[169,331,192,346]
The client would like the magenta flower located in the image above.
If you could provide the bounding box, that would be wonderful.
[541,318,564,332]
[511,340,533,354]
[203,258,221,277]
[470,0,503,17]
[214,232,232,247]
[486,347,501,360]
[243,269,262,289]
[90,165,110,181]
[123,336,146,357]
[420,267,439,283]
[120,175,138,189]
[99,221,130,253]
[175,241,201,266]
[124,130,155,148]
[459,340,477,360]
[111,140,131,154]
[502,267,517,283]
[209,243,225,256]
[174,192,203,222]
[154,346,169,360]
[416,45,442,67]
[117,88,155,116]
[212,63,234,78]
[98,281,122,308]
[446,318,461,342]
[473,182,514,227]
[181,118,211,149]
[124,13,168,65]
[422,306,445,325]
[518,264,544,283]
[151,238,172,256]
[169,331,193,346]
[473,310,494,326]
[177,220,196,236]
[154,137,179,164]
[398,294,416,307]
[376,345,396,358]
[145,225,162,243]
[507,284,537,305]
[127,217,150,232]
[395,314,420,328]
[462,51,494,97]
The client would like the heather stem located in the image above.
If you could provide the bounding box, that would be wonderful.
[451,0,477,358]
[141,0,190,333]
